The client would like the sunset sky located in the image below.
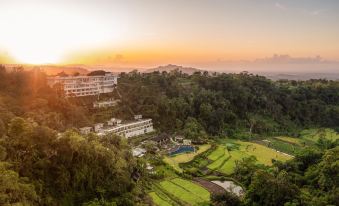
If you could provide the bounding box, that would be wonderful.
[0,0,338,72]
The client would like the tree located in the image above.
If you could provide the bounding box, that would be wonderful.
[182,117,207,140]
[8,117,32,138]
[87,70,107,76]
[233,156,261,187]
[271,146,339,206]
[82,198,117,206]
[0,119,5,137]
[0,162,39,205]
[245,170,299,206]
[211,191,241,206]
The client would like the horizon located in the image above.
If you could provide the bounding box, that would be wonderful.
[0,0,339,73]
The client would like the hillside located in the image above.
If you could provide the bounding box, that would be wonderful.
[260,72,339,81]
[3,64,89,75]
[0,66,338,206]
[144,64,205,74]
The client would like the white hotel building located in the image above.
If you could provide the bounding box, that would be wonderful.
[80,116,154,138]
[96,118,154,138]
[47,72,118,97]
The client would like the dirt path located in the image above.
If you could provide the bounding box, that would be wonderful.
[193,178,225,195]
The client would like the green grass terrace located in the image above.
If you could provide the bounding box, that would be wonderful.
[150,178,210,206]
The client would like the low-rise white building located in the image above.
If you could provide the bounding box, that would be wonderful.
[132,147,147,157]
[183,139,192,145]
[79,127,92,134]
[97,118,154,138]
[93,99,120,108]
[94,123,105,132]
[85,115,154,138]
[47,72,118,97]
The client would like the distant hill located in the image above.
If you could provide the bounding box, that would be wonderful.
[3,64,89,76]
[37,65,89,76]
[259,72,339,81]
[144,64,205,74]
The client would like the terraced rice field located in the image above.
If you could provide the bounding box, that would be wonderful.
[149,192,173,206]
[163,144,211,172]
[275,136,304,146]
[151,178,210,206]
[264,129,339,155]
[237,141,292,165]
[300,128,339,143]
[218,150,249,175]
[171,178,210,201]
[205,140,292,175]
[207,146,226,161]
[207,146,230,170]
[266,138,302,155]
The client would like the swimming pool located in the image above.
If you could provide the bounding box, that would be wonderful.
[169,145,195,156]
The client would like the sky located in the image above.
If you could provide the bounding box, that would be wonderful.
[0,0,338,72]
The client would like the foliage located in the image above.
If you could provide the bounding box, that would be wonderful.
[233,156,262,187]
[0,66,338,205]
[234,146,339,206]
[244,170,299,206]
[116,71,339,137]
[0,162,39,206]
[0,117,139,205]
[211,191,241,206]
[182,117,207,140]
[0,66,91,131]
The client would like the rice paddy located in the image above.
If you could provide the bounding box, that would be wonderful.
[150,178,210,206]
[205,140,292,175]
[163,144,211,172]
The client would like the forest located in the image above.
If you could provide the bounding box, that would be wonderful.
[0,65,338,205]
[115,70,339,137]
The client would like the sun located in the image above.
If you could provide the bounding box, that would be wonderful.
[0,3,115,64]
[8,45,63,64]
[13,54,61,65]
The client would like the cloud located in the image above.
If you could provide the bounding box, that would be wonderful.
[274,2,327,16]
[195,54,339,73]
[113,54,124,62]
[212,54,336,65]
[306,9,327,16]
[275,2,286,10]
[254,54,334,64]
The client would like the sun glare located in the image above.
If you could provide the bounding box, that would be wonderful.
[0,3,114,64]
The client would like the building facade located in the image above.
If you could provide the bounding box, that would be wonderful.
[47,73,118,97]
[96,118,154,138]
[98,119,154,138]
[93,99,120,108]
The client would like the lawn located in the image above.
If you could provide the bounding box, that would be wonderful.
[163,144,211,172]
[149,192,173,206]
[159,178,210,205]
